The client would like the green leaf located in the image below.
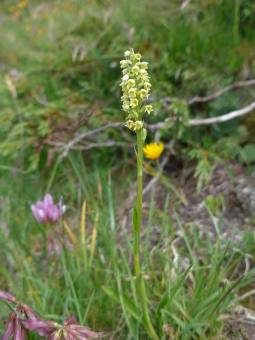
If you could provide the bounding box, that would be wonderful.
[157,264,193,315]
[136,313,143,340]
[102,284,153,336]
[238,143,255,164]
[135,273,159,340]
[102,286,142,324]
[141,128,147,144]
[117,273,136,338]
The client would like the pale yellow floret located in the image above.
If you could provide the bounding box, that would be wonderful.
[128,79,135,88]
[144,82,152,90]
[121,81,129,89]
[120,60,128,68]
[140,62,148,69]
[135,53,142,61]
[132,66,139,75]
[139,89,149,99]
[121,95,129,102]
[130,99,138,108]
[144,105,153,114]
[141,75,150,82]
[143,142,164,160]
[128,88,137,98]
[140,69,147,76]
[122,103,130,111]
[125,120,134,129]
[122,75,129,81]
[124,51,131,57]
[133,121,143,131]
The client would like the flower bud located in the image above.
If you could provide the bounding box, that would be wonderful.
[135,53,141,60]
[142,128,147,143]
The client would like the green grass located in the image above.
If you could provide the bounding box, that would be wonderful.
[1,153,255,339]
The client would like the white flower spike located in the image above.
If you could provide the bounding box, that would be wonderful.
[119,48,153,135]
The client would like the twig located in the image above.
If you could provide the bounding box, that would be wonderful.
[63,141,131,150]
[148,79,255,106]
[59,122,124,159]
[233,289,255,305]
[188,79,255,105]
[170,236,183,280]
[188,101,255,126]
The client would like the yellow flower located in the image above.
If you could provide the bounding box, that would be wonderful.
[143,142,164,160]
[17,1,27,9]
[8,5,15,12]
[42,13,50,20]
[37,28,44,34]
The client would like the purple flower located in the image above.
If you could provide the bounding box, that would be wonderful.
[0,291,40,340]
[0,291,16,303]
[31,194,66,224]
[22,315,106,340]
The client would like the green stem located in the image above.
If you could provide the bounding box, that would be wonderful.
[134,129,159,340]
[134,130,143,276]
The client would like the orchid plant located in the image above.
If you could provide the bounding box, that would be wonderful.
[119,49,159,339]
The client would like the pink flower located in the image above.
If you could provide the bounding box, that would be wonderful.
[0,292,106,340]
[22,315,106,340]
[31,194,65,224]
[0,291,16,303]
[0,291,39,340]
